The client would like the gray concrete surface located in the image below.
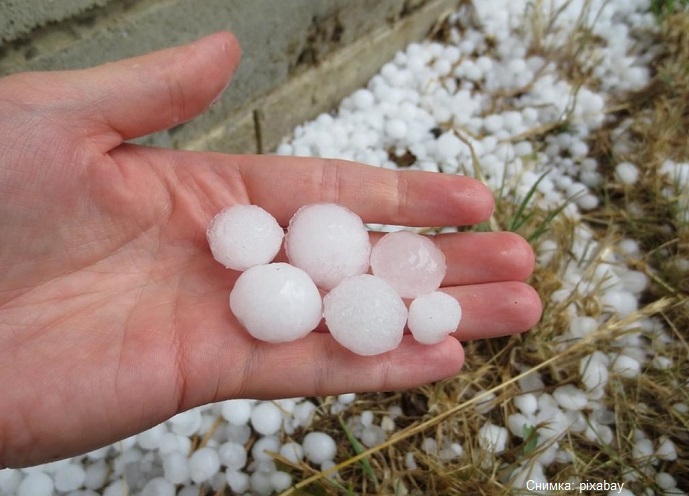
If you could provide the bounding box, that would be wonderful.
[0,0,459,152]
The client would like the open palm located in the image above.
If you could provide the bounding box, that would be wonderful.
[0,33,541,468]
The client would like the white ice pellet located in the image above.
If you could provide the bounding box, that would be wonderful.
[385,118,408,139]
[167,409,202,437]
[478,423,509,453]
[407,291,461,344]
[337,393,356,405]
[251,402,283,436]
[230,263,322,342]
[162,452,190,485]
[0,469,22,495]
[611,353,642,378]
[507,413,534,437]
[188,447,221,484]
[221,399,253,426]
[580,351,609,394]
[137,423,167,451]
[324,274,407,356]
[370,230,446,298]
[207,205,284,271]
[102,480,128,496]
[226,471,250,494]
[553,384,588,410]
[292,400,317,428]
[218,441,247,471]
[17,472,54,496]
[286,203,371,290]
[54,463,86,492]
[514,393,538,415]
[302,432,337,464]
[252,436,281,463]
[279,442,305,465]
[656,436,678,461]
[270,471,293,491]
[615,162,640,185]
[250,471,273,496]
[140,477,175,496]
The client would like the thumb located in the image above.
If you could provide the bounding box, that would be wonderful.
[80,31,240,143]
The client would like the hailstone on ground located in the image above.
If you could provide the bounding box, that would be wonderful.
[407,291,462,344]
[207,205,284,271]
[229,263,322,342]
[323,274,407,356]
[370,230,446,298]
[285,203,371,290]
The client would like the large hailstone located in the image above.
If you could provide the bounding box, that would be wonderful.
[323,274,407,356]
[230,263,322,342]
[407,291,462,344]
[370,230,446,298]
[285,203,371,290]
[207,205,284,271]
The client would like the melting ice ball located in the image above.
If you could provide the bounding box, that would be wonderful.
[370,230,446,298]
[323,274,407,356]
[207,205,284,271]
[285,203,371,290]
[407,291,462,344]
[230,263,322,342]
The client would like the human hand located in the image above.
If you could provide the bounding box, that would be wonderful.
[0,32,541,467]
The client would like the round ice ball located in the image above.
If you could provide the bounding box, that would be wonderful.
[323,274,407,356]
[370,230,446,298]
[207,205,284,271]
[230,263,322,342]
[302,432,337,464]
[407,291,461,344]
[250,401,283,436]
[285,203,371,290]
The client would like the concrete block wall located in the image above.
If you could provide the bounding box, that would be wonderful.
[0,0,460,153]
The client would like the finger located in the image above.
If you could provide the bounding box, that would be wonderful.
[225,154,495,226]
[37,32,240,144]
[226,335,464,400]
[445,281,542,340]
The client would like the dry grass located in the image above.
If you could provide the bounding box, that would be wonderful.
[269,3,689,496]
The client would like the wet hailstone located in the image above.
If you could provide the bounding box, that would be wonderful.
[370,230,446,298]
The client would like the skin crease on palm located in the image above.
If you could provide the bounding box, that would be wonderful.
[0,32,542,468]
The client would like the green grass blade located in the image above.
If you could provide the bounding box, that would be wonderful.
[338,417,379,485]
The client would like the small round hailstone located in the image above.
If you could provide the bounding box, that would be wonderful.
[552,384,588,410]
[285,203,371,290]
[189,447,221,484]
[279,442,305,464]
[323,274,407,356]
[17,472,53,496]
[207,205,284,271]
[54,463,86,492]
[221,399,253,426]
[370,231,446,298]
[407,291,461,344]
[219,441,248,471]
[226,471,250,494]
[615,161,639,185]
[163,452,190,485]
[302,432,337,464]
[140,477,175,496]
[478,422,509,453]
[230,263,322,342]
[250,401,283,436]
